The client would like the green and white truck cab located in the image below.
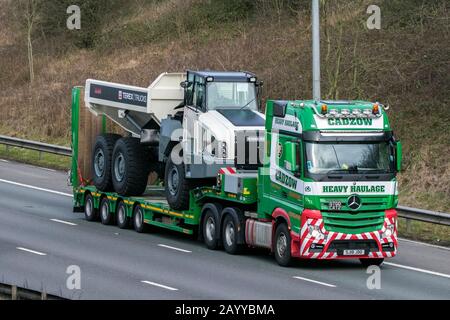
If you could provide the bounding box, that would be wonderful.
[248,99,402,265]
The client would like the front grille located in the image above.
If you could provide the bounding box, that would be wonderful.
[327,240,379,253]
[320,196,389,212]
[322,211,385,234]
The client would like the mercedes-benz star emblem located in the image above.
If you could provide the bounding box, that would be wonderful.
[347,194,361,210]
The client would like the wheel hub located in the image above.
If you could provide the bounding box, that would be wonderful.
[205,217,215,241]
[277,233,288,258]
[225,222,235,247]
[94,149,105,177]
[168,167,179,196]
[114,153,125,182]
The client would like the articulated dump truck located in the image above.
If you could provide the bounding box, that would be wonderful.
[71,72,402,267]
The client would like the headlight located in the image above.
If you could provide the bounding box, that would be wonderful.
[308,224,325,240]
[382,224,395,238]
[221,142,227,158]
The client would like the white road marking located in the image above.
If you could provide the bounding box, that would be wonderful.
[158,244,192,253]
[38,167,56,172]
[17,247,47,256]
[141,280,178,291]
[384,262,450,279]
[398,238,450,251]
[50,218,77,226]
[0,159,9,162]
[293,276,336,288]
[0,178,72,197]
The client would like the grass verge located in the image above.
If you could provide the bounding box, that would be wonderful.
[0,146,70,171]
[398,217,450,247]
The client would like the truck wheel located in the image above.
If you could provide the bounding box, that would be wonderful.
[274,223,292,267]
[116,201,130,229]
[203,210,219,250]
[222,214,243,255]
[100,197,114,225]
[133,205,147,233]
[92,134,121,191]
[360,258,384,267]
[164,156,191,210]
[84,194,98,221]
[112,137,150,196]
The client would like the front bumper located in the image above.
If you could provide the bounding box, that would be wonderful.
[290,209,398,259]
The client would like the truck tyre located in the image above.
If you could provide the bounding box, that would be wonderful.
[274,223,292,267]
[222,214,243,255]
[84,194,98,221]
[164,155,191,210]
[359,258,384,267]
[116,201,130,229]
[92,134,121,191]
[112,137,150,196]
[100,197,114,225]
[203,209,219,250]
[133,205,147,233]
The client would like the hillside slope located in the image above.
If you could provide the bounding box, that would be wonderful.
[0,0,448,211]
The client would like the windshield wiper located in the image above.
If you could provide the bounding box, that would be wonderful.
[239,97,256,111]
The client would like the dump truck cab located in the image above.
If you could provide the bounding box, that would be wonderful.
[256,100,402,265]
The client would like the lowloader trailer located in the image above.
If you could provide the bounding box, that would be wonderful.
[71,86,403,267]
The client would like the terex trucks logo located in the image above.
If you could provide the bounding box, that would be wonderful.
[327,118,373,126]
[275,170,297,189]
[322,185,386,193]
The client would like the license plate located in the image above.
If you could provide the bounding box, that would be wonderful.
[328,201,342,211]
[343,249,365,256]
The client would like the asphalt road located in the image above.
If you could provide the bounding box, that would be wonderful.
[0,159,449,300]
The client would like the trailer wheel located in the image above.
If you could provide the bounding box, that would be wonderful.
[164,155,191,210]
[112,137,150,196]
[359,258,384,267]
[84,194,98,221]
[203,209,219,250]
[100,197,114,225]
[222,214,243,255]
[274,223,292,267]
[92,134,121,191]
[133,205,147,233]
[116,201,130,229]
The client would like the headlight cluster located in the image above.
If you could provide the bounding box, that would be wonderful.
[221,142,227,158]
[382,224,395,238]
[308,224,326,240]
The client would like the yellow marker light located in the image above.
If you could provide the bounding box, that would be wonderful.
[373,103,380,114]
[321,104,328,114]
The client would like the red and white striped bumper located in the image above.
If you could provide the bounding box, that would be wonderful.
[290,209,398,260]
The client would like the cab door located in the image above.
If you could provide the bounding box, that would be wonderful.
[183,74,206,166]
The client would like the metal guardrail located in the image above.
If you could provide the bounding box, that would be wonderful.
[0,283,61,300]
[0,134,71,157]
[397,205,450,226]
[0,135,449,226]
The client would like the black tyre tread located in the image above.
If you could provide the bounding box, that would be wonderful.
[112,137,150,196]
[164,156,191,210]
[274,223,292,267]
[92,134,121,191]
[222,214,242,255]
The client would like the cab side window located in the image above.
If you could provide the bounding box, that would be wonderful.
[185,73,195,106]
[193,76,206,110]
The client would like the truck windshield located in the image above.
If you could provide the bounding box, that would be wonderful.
[305,142,394,174]
[206,82,257,110]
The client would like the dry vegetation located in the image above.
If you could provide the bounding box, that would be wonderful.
[0,0,449,211]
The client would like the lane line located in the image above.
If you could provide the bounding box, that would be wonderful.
[157,244,192,253]
[17,247,47,256]
[384,262,450,279]
[398,238,450,251]
[37,167,56,172]
[50,219,77,226]
[293,276,336,288]
[141,280,178,291]
[0,178,72,197]
[0,159,9,162]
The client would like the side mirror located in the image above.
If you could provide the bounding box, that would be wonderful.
[396,141,402,172]
[284,141,298,173]
[180,81,191,89]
